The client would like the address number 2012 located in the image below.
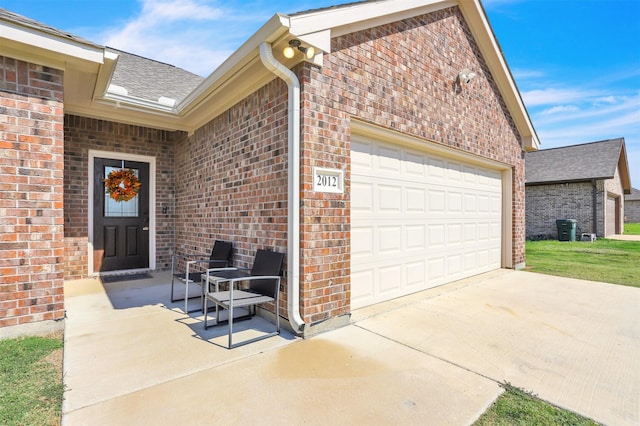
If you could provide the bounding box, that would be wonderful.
[316,174,338,188]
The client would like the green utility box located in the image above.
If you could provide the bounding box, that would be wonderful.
[556,219,577,242]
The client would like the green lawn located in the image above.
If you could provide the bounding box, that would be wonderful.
[0,335,63,425]
[475,383,598,426]
[525,238,640,288]
[624,222,640,235]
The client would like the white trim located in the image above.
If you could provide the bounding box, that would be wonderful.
[0,20,104,65]
[501,168,513,269]
[88,150,157,275]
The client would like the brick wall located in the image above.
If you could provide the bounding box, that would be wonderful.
[0,56,65,327]
[626,200,640,223]
[174,82,290,315]
[64,115,181,279]
[296,6,526,323]
[525,182,596,238]
[526,169,626,239]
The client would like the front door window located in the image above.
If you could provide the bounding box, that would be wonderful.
[104,166,140,217]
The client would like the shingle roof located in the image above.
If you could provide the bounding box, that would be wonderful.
[107,48,204,104]
[626,188,640,201]
[0,8,102,49]
[288,0,368,16]
[1,9,203,105]
[525,138,625,184]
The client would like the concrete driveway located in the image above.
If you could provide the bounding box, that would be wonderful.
[62,269,639,425]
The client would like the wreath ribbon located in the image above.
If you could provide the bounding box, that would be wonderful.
[104,168,141,202]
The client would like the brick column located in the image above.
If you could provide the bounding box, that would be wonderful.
[0,56,65,328]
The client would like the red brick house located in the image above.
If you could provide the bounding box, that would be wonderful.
[0,0,538,336]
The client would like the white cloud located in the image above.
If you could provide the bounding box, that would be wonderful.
[540,105,579,115]
[532,93,640,125]
[522,88,604,107]
[98,0,269,76]
[140,0,223,21]
[511,68,545,80]
[594,96,618,104]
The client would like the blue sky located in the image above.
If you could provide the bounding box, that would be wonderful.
[2,0,639,188]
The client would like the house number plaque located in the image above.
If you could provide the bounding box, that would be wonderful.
[313,167,344,194]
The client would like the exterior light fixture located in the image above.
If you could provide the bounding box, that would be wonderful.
[458,68,477,84]
[283,39,315,59]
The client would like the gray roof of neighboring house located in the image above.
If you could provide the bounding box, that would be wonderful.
[525,138,625,184]
[107,48,204,104]
[626,188,640,201]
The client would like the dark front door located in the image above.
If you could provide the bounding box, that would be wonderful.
[94,158,150,272]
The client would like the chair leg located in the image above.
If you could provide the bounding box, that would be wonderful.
[228,302,234,349]
[204,296,209,330]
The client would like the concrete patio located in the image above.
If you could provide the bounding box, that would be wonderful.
[62,269,639,425]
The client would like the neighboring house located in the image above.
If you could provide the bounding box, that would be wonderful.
[625,188,640,223]
[0,0,539,335]
[525,139,631,239]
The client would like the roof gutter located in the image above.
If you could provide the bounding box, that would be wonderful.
[258,41,305,335]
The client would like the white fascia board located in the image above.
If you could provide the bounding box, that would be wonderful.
[177,13,289,115]
[66,102,188,132]
[93,51,119,100]
[0,20,103,67]
[100,91,177,114]
[457,0,540,151]
[288,0,454,41]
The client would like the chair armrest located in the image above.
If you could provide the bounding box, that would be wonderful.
[171,253,210,262]
[208,276,281,300]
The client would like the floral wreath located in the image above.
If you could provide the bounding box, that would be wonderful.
[104,168,141,202]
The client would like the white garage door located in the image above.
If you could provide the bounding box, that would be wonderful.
[351,135,503,309]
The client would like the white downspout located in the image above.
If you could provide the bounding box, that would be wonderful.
[259,42,305,334]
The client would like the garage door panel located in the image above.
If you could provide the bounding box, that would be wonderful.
[428,258,445,281]
[351,136,503,309]
[448,255,463,275]
[405,151,426,176]
[447,224,462,244]
[448,192,463,212]
[406,261,425,286]
[428,157,446,178]
[406,225,426,250]
[464,252,477,271]
[379,146,402,172]
[379,185,402,212]
[352,182,374,212]
[379,265,402,293]
[427,224,445,246]
[351,227,374,258]
[379,226,402,254]
[447,161,463,181]
[429,189,446,211]
[406,187,426,212]
[351,270,375,303]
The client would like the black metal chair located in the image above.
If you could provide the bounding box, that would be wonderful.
[170,240,233,313]
[203,249,285,348]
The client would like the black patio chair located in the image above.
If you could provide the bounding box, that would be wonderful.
[203,249,285,348]
[170,240,233,313]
